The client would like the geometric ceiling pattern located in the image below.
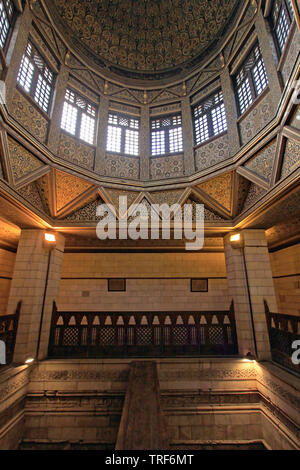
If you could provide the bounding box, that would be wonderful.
[10,163,266,225]
[243,139,277,184]
[55,170,94,213]
[7,137,45,185]
[197,172,233,213]
[52,0,238,74]
[1,128,298,237]
[8,162,266,225]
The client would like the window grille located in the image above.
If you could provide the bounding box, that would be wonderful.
[61,88,97,145]
[235,43,268,115]
[151,114,183,156]
[0,0,15,50]
[193,91,227,145]
[17,41,55,113]
[272,0,294,54]
[106,113,140,156]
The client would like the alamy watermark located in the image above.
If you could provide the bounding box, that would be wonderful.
[0,340,6,365]
[96,197,205,251]
[292,340,300,366]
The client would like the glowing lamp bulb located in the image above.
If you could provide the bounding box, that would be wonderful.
[230,234,241,243]
[25,358,35,365]
[45,233,56,243]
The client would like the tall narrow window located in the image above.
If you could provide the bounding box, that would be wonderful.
[272,0,294,55]
[106,113,140,156]
[61,89,97,145]
[235,43,268,115]
[17,42,55,113]
[151,114,183,156]
[193,91,227,146]
[0,0,15,50]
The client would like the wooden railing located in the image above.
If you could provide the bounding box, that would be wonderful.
[48,302,238,358]
[265,301,300,376]
[0,302,21,366]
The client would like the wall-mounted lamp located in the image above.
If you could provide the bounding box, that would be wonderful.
[230,232,244,249]
[44,233,56,243]
[25,357,35,365]
[44,232,57,249]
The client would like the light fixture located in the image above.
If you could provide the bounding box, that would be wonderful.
[230,234,241,242]
[230,232,244,249]
[44,233,56,243]
[43,232,57,251]
[25,358,35,365]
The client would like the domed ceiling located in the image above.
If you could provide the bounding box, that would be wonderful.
[52,0,239,78]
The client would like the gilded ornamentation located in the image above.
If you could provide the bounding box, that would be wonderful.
[281,27,300,85]
[55,170,94,212]
[105,188,140,209]
[236,176,251,215]
[239,93,273,146]
[244,140,277,183]
[186,197,226,222]
[7,137,44,182]
[36,174,51,214]
[10,90,49,143]
[281,139,300,180]
[150,190,185,207]
[195,134,230,172]
[58,133,95,170]
[150,155,184,180]
[198,173,233,212]
[65,196,115,222]
[18,182,46,213]
[53,0,237,73]
[99,154,140,180]
[242,183,267,212]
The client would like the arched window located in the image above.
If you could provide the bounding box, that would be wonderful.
[235,43,268,116]
[0,0,15,51]
[151,114,183,156]
[61,88,97,145]
[193,91,227,146]
[106,113,140,156]
[271,0,294,55]
[17,42,55,114]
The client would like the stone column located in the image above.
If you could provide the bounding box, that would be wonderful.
[181,96,195,175]
[140,106,150,180]
[220,67,241,156]
[47,64,69,154]
[5,3,32,109]
[7,230,65,363]
[255,9,282,109]
[224,229,277,360]
[95,95,109,175]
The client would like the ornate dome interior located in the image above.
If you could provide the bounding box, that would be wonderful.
[51,0,239,78]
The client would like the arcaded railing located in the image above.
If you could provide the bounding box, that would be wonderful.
[0,302,21,366]
[48,302,238,358]
[265,301,300,376]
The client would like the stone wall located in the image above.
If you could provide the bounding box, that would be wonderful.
[7,358,298,450]
[58,252,229,312]
[270,244,300,316]
[0,366,31,450]
[0,249,16,316]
